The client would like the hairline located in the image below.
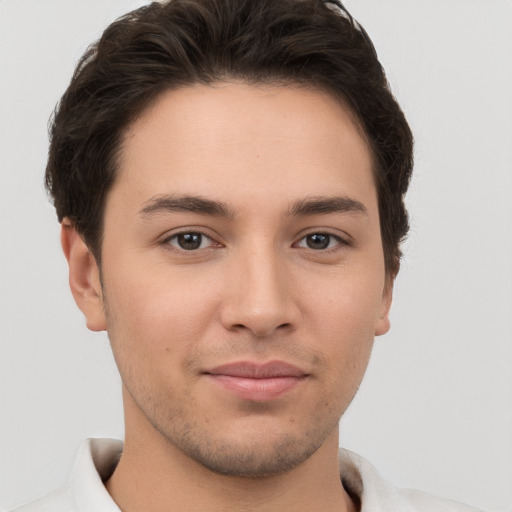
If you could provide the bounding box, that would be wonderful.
[90,79,386,275]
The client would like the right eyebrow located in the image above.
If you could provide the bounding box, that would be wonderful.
[138,194,235,219]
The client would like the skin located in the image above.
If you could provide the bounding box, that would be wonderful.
[62,83,392,512]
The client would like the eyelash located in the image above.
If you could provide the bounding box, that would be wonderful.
[161,230,349,253]
[294,232,347,251]
[163,231,219,251]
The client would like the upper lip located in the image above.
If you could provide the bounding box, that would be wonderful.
[205,361,308,379]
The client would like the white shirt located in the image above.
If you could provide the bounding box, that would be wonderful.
[13,438,484,512]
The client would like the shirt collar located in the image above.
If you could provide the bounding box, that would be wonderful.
[68,438,402,511]
[69,438,122,512]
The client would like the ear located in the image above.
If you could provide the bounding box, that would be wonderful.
[374,280,393,336]
[61,219,106,331]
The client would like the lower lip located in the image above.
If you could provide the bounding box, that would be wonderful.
[206,375,304,402]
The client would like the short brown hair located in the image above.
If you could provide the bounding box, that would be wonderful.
[46,0,413,277]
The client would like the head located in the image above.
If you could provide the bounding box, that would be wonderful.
[47,0,412,280]
[52,0,413,478]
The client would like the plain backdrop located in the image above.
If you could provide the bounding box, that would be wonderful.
[1,0,511,510]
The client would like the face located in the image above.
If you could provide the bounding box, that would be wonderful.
[73,83,391,477]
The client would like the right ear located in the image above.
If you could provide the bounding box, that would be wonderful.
[60,219,106,332]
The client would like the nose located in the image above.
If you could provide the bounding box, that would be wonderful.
[220,246,300,337]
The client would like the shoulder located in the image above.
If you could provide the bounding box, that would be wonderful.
[10,487,74,512]
[398,488,486,512]
[339,448,485,512]
[10,439,122,512]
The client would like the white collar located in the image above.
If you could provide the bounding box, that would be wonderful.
[57,438,480,512]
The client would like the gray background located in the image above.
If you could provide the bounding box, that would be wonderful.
[1,1,511,510]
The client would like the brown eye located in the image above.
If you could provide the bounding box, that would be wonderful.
[306,234,330,249]
[168,232,212,251]
[296,233,343,250]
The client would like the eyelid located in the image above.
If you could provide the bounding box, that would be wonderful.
[160,228,223,251]
[157,227,351,252]
[293,229,351,250]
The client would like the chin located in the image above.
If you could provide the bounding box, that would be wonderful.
[178,434,319,478]
[161,415,340,478]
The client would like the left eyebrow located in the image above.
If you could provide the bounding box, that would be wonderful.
[287,196,368,217]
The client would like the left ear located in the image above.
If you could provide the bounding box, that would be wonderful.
[375,281,393,336]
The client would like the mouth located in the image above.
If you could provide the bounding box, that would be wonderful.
[204,361,309,402]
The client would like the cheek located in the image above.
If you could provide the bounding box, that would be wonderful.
[307,268,384,328]
[104,265,220,359]
[305,271,382,372]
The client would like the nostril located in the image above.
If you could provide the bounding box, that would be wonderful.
[227,321,292,337]
[219,281,300,336]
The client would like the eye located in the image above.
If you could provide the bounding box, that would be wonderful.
[296,233,344,250]
[166,232,215,251]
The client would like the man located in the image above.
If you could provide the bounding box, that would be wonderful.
[12,0,485,510]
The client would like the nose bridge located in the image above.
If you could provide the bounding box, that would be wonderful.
[221,237,296,336]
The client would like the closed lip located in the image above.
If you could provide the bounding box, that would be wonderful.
[204,360,309,378]
[204,360,309,401]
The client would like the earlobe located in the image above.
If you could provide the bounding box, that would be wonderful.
[375,281,393,336]
[61,219,106,332]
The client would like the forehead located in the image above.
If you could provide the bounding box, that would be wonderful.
[113,82,376,214]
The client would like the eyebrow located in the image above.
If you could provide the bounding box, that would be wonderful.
[286,196,368,217]
[138,194,368,219]
[139,194,235,218]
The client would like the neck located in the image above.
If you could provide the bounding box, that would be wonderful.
[106,393,358,512]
